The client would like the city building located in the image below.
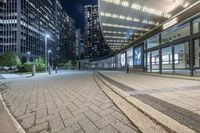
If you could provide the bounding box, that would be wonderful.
[84,5,110,59]
[81,1,200,76]
[0,0,75,63]
[58,12,76,61]
[75,29,85,59]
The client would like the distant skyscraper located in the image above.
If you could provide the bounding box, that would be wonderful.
[0,0,75,62]
[75,29,85,59]
[84,5,110,59]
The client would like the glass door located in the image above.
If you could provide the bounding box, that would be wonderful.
[194,39,200,75]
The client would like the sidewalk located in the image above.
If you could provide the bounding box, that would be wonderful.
[0,71,138,133]
[98,71,200,132]
[0,98,18,133]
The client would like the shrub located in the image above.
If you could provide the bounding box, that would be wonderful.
[1,51,21,67]
[36,63,45,71]
[17,64,25,72]
[23,62,33,72]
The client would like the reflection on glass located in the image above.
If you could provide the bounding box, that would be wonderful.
[121,53,126,67]
[127,48,133,66]
[162,46,173,73]
[147,35,159,49]
[147,52,151,72]
[161,23,190,44]
[174,42,190,74]
[146,50,159,72]
[134,47,142,65]
[193,17,200,34]
[195,39,200,75]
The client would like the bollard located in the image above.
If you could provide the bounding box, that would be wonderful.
[126,64,129,74]
[32,64,36,76]
[55,66,58,73]
[48,66,52,75]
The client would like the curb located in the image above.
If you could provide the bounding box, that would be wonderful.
[0,92,25,133]
[94,74,169,133]
[96,72,197,133]
[134,72,200,81]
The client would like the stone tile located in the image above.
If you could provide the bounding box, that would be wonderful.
[79,118,99,133]
[111,120,137,133]
[57,123,81,133]
[28,122,48,133]
[95,115,116,129]
[111,111,130,125]
[64,113,87,127]
[36,109,47,119]
[21,116,35,129]
[49,115,65,133]
[99,108,115,117]
[97,125,119,133]
[84,110,101,122]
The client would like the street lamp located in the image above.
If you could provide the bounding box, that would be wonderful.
[48,49,52,67]
[27,51,31,62]
[45,35,50,72]
[48,49,52,74]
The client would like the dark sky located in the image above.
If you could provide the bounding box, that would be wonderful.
[60,0,97,33]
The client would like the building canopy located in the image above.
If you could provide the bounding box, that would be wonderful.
[98,0,199,50]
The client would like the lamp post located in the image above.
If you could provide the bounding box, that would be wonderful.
[48,49,52,74]
[27,51,31,62]
[45,35,50,72]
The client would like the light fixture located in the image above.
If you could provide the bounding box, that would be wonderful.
[102,0,171,18]
[102,23,149,31]
[163,17,178,30]
[100,12,159,26]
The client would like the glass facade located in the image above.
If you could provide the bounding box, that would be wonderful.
[174,42,190,74]
[0,0,75,62]
[88,15,200,76]
[193,18,200,34]
[121,53,126,67]
[194,39,200,75]
[127,48,133,66]
[162,47,173,73]
[147,50,159,72]
[146,35,159,49]
[161,23,190,44]
[134,47,142,66]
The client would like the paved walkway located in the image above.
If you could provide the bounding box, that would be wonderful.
[0,71,138,133]
[99,71,200,132]
[0,97,18,133]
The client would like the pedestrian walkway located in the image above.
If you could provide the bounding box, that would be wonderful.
[99,71,200,132]
[0,71,138,133]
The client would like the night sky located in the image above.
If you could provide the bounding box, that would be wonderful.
[60,0,97,33]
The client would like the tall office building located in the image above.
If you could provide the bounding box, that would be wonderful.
[84,5,110,59]
[75,29,85,59]
[58,11,76,61]
[0,0,75,62]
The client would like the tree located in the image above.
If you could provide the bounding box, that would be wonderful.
[0,51,21,66]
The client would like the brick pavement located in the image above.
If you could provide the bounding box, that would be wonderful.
[1,71,138,133]
[99,71,200,132]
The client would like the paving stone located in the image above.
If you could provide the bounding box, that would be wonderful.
[49,115,65,133]
[99,108,115,117]
[21,116,35,129]
[84,110,101,122]
[95,115,117,129]
[28,122,48,133]
[97,125,119,133]
[111,120,137,133]
[1,71,138,133]
[111,111,130,125]
[64,113,87,127]
[57,123,81,133]
[79,118,99,133]
[36,109,47,119]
